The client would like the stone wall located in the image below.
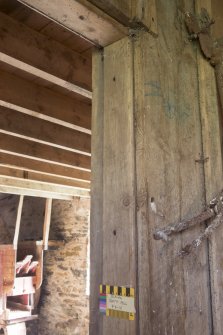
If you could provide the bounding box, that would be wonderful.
[0,194,90,335]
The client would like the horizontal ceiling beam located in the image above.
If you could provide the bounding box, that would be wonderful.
[0,70,91,133]
[0,133,91,171]
[88,0,158,35]
[0,12,92,97]
[0,176,90,200]
[0,166,90,190]
[18,0,128,47]
[0,107,91,155]
[0,153,91,182]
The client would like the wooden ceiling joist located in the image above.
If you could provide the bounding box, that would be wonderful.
[0,166,90,190]
[18,0,128,47]
[0,107,91,155]
[0,133,91,171]
[0,69,91,133]
[0,11,92,98]
[0,177,90,200]
[0,153,91,183]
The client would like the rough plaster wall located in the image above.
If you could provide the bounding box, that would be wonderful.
[0,195,90,335]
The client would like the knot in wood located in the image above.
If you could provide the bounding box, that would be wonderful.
[123,196,130,207]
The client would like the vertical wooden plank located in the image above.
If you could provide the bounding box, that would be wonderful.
[90,48,104,335]
[211,0,223,40]
[13,195,24,250]
[195,1,223,334]
[134,0,211,333]
[43,198,52,250]
[88,0,132,25]
[102,37,137,335]
[88,0,158,35]
[132,0,158,36]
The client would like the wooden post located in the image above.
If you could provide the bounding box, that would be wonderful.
[90,49,104,335]
[90,0,223,334]
[13,195,24,250]
[91,37,137,335]
[102,37,137,335]
[195,1,223,334]
[43,198,53,250]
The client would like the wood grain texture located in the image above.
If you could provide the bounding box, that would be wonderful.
[88,0,132,26]
[0,69,91,133]
[89,0,157,35]
[134,0,211,333]
[132,0,157,35]
[211,0,223,40]
[90,49,104,335]
[18,0,128,47]
[43,199,52,250]
[13,195,24,250]
[0,153,91,182]
[102,37,137,335]
[195,1,223,334]
[0,166,90,190]
[0,133,91,171]
[0,12,92,95]
[0,107,91,155]
[0,177,90,199]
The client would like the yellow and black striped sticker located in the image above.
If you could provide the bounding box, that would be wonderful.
[99,284,135,321]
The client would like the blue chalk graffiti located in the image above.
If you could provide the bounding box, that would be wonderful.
[144,81,190,121]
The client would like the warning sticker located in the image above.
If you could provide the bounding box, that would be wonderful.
[99,284,135,321]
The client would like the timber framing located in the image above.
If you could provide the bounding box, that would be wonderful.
[0,107,91,155]
[0,177,90,200]
[0,69,91,134]
[0,11,92,98]
[18,0,129,47]
[0,153,91,183]
[0,1,95,198]
[0,133,91,171]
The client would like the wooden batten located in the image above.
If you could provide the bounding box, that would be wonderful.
[18,0,128,47]
[0,166,90,190]
[0,11,92,97]
[13,195,24,250]
[0,69,91,134]
[0,153,91,183]
[43,199,53,251]
[0,177,90,200]
[0,133,91,171]
[0,107,91,155]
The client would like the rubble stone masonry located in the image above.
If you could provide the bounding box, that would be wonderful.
[0,195,90,335]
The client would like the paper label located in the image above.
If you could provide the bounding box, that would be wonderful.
[99,284,135,320]
[107,294,136,313]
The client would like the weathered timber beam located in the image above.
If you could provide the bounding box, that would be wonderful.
[0,153,91,183]
[0,177,90,200]
[0,133,91,171]
[0,70,91,133]
[0,166,90,190]
[89,0,158,35]
[0,107,91,155]
[18,0,128,47]
[0,12,92,97]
